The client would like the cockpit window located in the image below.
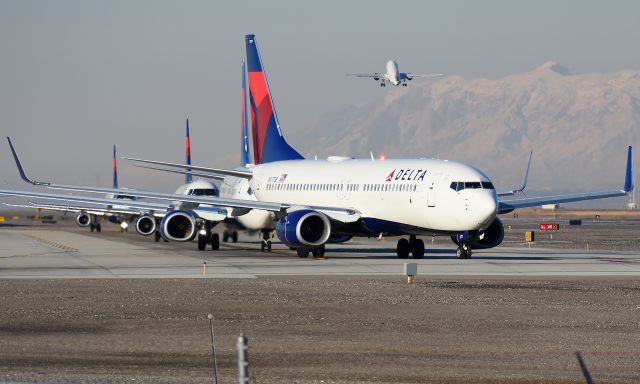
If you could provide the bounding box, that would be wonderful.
[450,181,494,191]
[464,182,482,189]
[481,181,494,190]
[188,188,218,196]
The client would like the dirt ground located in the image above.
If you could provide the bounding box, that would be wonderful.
[1,278,639,383]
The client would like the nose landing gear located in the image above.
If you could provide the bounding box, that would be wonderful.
[260,230,272,253]
[456,243,472,259]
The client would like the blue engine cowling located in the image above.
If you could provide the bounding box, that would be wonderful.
[451,217,504,249]
[276,210,331,247]
[160,210,197,242]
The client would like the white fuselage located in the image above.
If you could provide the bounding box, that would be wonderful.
[220,171,274,231]
[173,179,224,222]
[385,60,401,85]
[249,158,498,234]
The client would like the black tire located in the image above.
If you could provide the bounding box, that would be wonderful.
[197,234,207,251]
[266,241,272,253]
[312,245,325,258]
[260,240,266,252]
[297,248,310,258]
[210,233,219,251]
[232,231,238,243]
[90,223,95,232]
[96,223,101,233]
[396,238,410,258]
[154,231,161,243]
[223,233,229,242]
[412,239,425,259]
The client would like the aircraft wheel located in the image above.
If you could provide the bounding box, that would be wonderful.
[232,231,238,243]
[411,239,425,259]
[154,231,161,243]
[223,233,229,242]
[297,248,310,258]
[267,240,272,253]
[260,240,266,252]
[456,243,472,259]
[197,234,208,251]
[312,245,326,258]
[90,223,95,232]
[396,238,410,258]
[210,233,219,251]
[96,223,101,233]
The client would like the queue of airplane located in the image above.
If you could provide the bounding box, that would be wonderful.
[0,34,634,259]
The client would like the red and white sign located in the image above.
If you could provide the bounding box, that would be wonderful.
[539,223,559,231]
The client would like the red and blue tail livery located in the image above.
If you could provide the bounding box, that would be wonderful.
[245,34,303,164]
[112,145,118,189]
[241,59,251,167]
[185,118,193,183]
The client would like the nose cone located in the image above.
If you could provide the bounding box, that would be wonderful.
[474,191,498,228]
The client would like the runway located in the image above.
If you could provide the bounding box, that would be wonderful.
[2,226,640,279]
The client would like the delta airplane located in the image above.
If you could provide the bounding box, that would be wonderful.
[1,34,634,260]
[4,121,223,250]
[347,60,442,87]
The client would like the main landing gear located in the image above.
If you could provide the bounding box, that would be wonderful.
[456,243,472,259]
[396,235,424,259]
[260,230,272,253]
[223,230,238,243]
[197,223,219,251]
[296,245,326,258]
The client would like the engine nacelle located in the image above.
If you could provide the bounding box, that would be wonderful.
[328,233,353,244]
[451,217,505,250]
[76,213,91,227]
[159,210,197,242]
[135,215,156,236]
[275,210,331,247]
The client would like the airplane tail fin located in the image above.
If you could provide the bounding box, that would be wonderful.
[245,34,303,164]
[624,145,633,192]
[241,59,251,167]
[185,118,193,184]
[112,145,118,189]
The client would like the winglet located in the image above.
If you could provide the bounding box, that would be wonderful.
[624,145,633,192]
[517,150,533,193]
[6,137,50,186]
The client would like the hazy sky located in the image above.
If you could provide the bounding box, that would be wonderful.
[1,0,639,192]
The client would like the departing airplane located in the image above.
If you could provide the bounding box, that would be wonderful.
[347,60,442,87]
[1,34,634,260]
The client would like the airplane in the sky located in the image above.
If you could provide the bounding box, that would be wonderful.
[347,60,442,87]
[1,34,634,260]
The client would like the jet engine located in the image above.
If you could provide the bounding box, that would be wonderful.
[159,210,197,242]
[275,210,331,247]
[451,217,505,250]
[76,212,91,227]
[135,215,156,236]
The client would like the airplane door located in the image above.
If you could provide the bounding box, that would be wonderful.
[427,186,436,207]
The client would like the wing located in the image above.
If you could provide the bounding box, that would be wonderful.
[404,73,443,79]
[1,200,160,217]
[498,146,633,213]
[0,190,171,213]
[132,164,226,181]
[346,73,383,78]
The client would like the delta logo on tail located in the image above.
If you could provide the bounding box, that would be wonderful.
[385,169,427,182]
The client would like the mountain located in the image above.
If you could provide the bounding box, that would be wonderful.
[292,62,640,194]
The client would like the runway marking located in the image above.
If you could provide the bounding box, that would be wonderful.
[22,234,78,252]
